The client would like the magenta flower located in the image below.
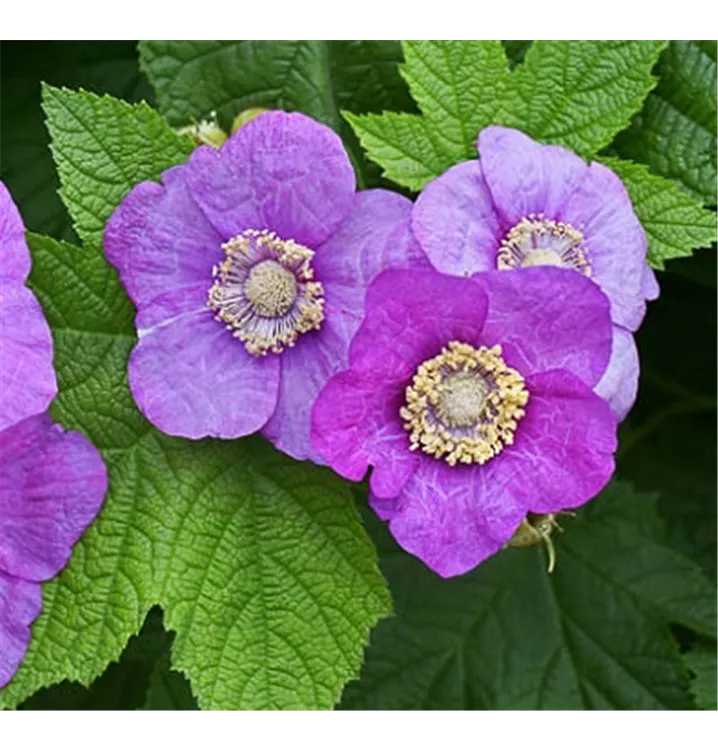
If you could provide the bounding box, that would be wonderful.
[311,267,618,577]
[412,126,659,419]
[0,183,107,688]
[105,111,423,461]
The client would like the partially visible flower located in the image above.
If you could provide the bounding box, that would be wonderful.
[0,182,107,688]
[0,183,56,431]
[412,126,659,419]
[311,267,617,577]
[105,110,423,461]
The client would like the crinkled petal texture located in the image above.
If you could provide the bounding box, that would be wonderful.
[184,110,356,247]
[312,267,617,577]
[0,182,56,431]
[414,126,657,335]
[0,571,41,688]
[261,190,425,462]
[0,414,107,687]
[0,414,108,582]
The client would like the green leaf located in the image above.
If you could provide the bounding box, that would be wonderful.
[0,41,153,239]
[340,482,715,710]
[502,40,666,158]
[614,41,717,204]
[41,84,194,250]
[347,40,666,190]
[342,111,447,192]
[0,230,390,711]
[137,40,414,187]
[347,41,510,191]
[601,157,717,269]
[684,640,717,710]
[142,653,197,710]
[19,607,167,710]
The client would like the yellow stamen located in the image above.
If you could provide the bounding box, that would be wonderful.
[207,229,324,356]
[497,216,591,277]
[400,341,529,466]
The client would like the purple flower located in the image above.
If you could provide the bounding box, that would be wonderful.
[0,183,107,688]
[105,111,423,461]
[412,126,659,420]
[0,182,56,430]
[311,267,618,577]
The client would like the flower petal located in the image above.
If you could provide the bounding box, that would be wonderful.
[129,307,279,439]
[104,166,222,314]
[0,282,57,432]
[311,358,419,497]
[594,326,639,421]
[185,111,356,247]
[411,160,502,275]
[558,161,649,330]
[0,572,41,689]
[0,181,31,285]
[478,126,589,229]
[264,190,424,462]
[641,265,660,301]
[498,369,617,515]
[383,458,527,578]
[475,267,613,387]
[349,269,489,376]
[0,414,107,582]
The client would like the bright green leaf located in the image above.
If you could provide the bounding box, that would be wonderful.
[614,41,717,204]
[399,41,511,165]
[343,111,446,192]
[341,482,715,710]
[684,640,717,710]
[502,40,667,158]
[0,230,390,711]
[41,84,194,250]
[602,157,717,269]
[347,40,666,190]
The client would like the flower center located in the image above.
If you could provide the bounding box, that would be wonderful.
[400,341,529,466]
[244,260,297,317]
[208,229,324,356]
[497,217,591,276]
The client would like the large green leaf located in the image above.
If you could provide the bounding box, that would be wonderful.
[502,40,666,158]
[348,40,666,191]
[0,84,391,708]
[341,483,715,710]
[614,41,717,205]
[0,233,391,710]
[137,40,415,187]
[0,41,153,239]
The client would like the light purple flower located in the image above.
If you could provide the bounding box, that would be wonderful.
[412,126,659,420]
[311,267,618,577]
[0,182,107,688]
[104,111,424,461]
[0,182,56,431]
